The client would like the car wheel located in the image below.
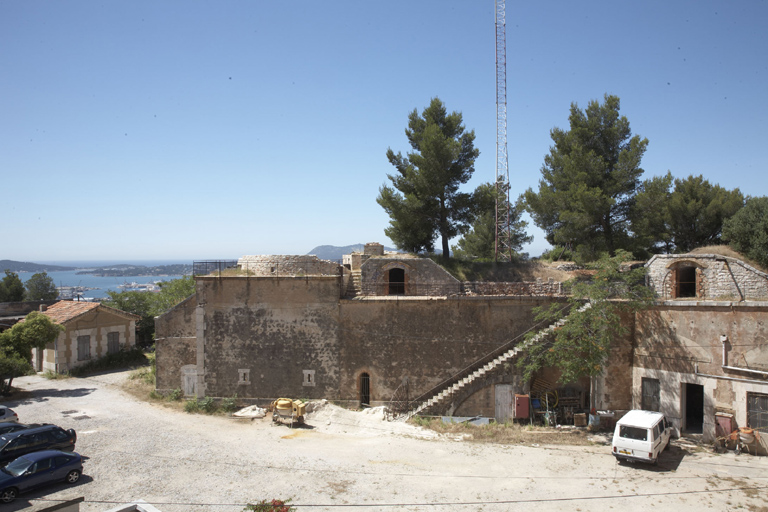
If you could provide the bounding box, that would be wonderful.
[0,487,18,503]
[65,470,81,484]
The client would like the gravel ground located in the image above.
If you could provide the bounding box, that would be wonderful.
[3,370,768,512]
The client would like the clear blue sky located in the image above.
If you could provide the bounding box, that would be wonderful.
[2,1,766,262]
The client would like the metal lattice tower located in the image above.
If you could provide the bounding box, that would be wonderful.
[494,0,513,262]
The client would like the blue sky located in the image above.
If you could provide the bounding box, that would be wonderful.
[2,1,766,262]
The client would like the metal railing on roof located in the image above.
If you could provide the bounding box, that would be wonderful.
[193,260,239,277]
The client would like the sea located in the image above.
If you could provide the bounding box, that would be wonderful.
[18,260,188,301]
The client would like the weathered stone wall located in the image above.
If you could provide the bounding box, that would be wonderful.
[155,295,198,391]
[464,280,564,296]
[646,254,768,301]
[237,255,342,277]
[337,296,557,407]
[195,276,342,401]
[633,302,768,440]
[360,257,461,296]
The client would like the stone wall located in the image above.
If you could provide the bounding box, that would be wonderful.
[360,257,461,296]
[155,295,198,392]
[237,255,342,277]
[646,254,768,301]
[194,276,342,401]
[463,280,564,296]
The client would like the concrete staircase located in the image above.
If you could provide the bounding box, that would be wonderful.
[344,270,362,298]
[401,302,592,419]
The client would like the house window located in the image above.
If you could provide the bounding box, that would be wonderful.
[747,392,768,433]
[238,369,250,385]
[77,335,91,361]
[388,268,405,295]
[360,372,371,407]
[675,266,697,298]
[303,370,316,387]
[641,377,660,412]
[107,332,120,354]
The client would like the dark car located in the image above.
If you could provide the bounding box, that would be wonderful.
[0,424,46,436]
[0,450,82,503]
[0,425,76,464]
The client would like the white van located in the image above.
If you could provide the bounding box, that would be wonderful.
[612,410,671,465]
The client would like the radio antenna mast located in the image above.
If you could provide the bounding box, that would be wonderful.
[494,0,513,262]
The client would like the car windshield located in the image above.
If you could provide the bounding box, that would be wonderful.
[3,456,32,477]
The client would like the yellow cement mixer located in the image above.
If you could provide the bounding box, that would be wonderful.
[270,398,306,425]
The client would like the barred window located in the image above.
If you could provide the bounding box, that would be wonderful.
[747,393,768,433]
[107,332,120,354]
[77,335,91,361]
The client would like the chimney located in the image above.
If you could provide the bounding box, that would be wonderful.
[39,304,47,312]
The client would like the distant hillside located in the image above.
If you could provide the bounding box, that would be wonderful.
[307,244,399,261]
[0,260,76,272]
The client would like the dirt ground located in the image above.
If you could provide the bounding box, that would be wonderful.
[4,370,767,512]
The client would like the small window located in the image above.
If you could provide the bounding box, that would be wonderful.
[303,370,316,387]
[107,332,120,354]
[77,335,91,361]
[238,369,250,385]
[747,392,768,433]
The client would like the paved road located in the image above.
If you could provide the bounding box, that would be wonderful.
[3,371,767,511]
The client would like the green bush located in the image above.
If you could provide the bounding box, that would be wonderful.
[221,394,239,413]
[167,388,182,401]
[184,398,200,413]
[200,396,217,413]
[243,499,295,512]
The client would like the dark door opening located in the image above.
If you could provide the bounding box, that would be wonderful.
[388,268,405,295]
[677,266,697,298]
[684,383,704,433]
[360,373,371,407]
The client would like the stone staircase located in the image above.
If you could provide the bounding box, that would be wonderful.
[344,270,362,298]
[401,302,592,419]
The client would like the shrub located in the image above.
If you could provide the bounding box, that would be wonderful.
[167,388,182,401]
[184,398,200,413]
[243,499,296,512]
[221,394,239,413]
[200,396,217,413]
[71,347,149,377]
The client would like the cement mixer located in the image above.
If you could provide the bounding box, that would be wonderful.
[270,398,306,425]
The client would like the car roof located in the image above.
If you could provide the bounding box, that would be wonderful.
[0,424,61,441]
[16,450,79,462]
[617,409,664,428]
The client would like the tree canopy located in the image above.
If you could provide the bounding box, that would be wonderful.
[24,272,59,301]
[103,276,196,347]
[378,97,479,256]
[524,94,648,261]
[517,251,654,389]
[0,311,63,393]
[0,270,25,302]
[452,180,531,261]
[723,196,768,270]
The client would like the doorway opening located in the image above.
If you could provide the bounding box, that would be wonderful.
[683,383,704,433]
[676,266,697,298]
[388,268,405,295]
[360,373,371,407]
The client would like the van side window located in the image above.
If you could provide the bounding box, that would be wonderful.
[653,424,661,440]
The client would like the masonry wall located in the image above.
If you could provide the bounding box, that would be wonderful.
[196,276,342,401]
[633,303,768,441]
[237,255,342,276]
[647,254,768,301]
[360,257,461,296]
[337,296,557,408]
[155,295,198,391]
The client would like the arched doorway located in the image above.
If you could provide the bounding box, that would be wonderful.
[388,268,405,295]
[360,372,371,407]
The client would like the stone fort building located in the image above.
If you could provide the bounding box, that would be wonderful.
[155,244,768,445]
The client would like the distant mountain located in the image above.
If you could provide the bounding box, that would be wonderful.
[0,260,76,272]
[307,244,399,261]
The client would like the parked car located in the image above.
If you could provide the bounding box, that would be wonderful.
[612,410,672,465]
[0,406,18,424]
[0,424,45,436]
[0,450,83,503]
[0,425,77,464]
